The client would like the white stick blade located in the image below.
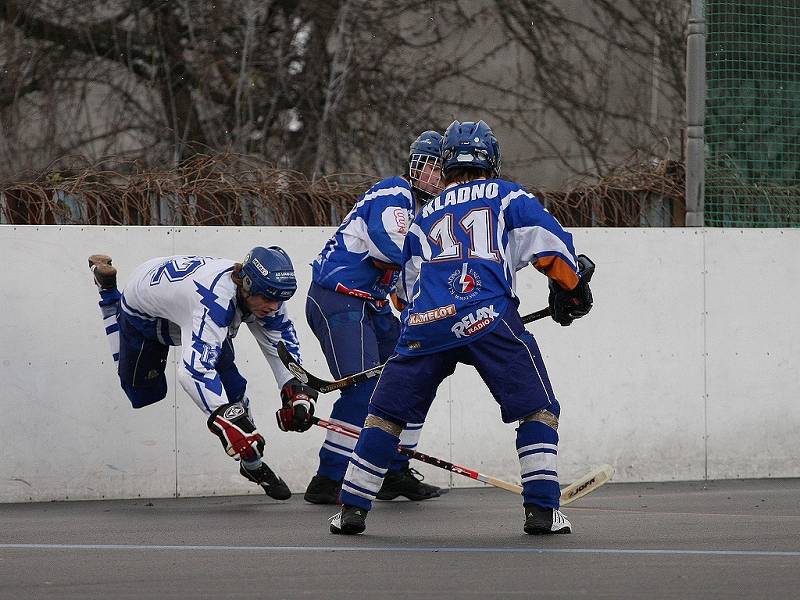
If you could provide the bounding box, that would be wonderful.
[560,464,614,506]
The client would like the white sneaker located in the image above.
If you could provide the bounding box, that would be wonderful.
[329,505,367,535]
[523,505,572,534]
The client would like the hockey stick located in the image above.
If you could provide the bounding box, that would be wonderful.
[278,342,385,394]
[313,417,613,505]
[314,417,520,493]
[521,307,550,323]
[277,306,551,394]
[285,255,595,394]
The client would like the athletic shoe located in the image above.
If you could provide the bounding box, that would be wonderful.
[376,467,442,501]
[523,504,572,534]
[329,505,367,535]
[88,254,117,290]
[239,462,292,500]
[304,474,342,504]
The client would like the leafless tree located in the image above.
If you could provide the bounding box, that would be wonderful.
[0,0,688,185]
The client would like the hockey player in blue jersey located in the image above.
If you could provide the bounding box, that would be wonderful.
[87,247,319,500]
[329,120,594,535]
[303,131,446,504]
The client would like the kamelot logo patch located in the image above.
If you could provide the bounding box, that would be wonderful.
[447,262,481,301]
[408,304,457,325]
[451,305,500,338]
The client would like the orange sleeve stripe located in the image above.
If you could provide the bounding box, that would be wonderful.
[534,256,580,291]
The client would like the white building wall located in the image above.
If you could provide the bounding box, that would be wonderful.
[0,225,797,502]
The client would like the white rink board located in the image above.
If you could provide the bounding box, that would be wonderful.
[0,225,797,502]
[0,227,179,501]
[449,229,707,489]
[704,230,800,478]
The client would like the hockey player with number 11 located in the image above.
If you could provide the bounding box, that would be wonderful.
[330,120,594,535]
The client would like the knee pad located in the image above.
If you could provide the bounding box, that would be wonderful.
[519,409,559,431]
[207,402,265,460]
[364,413,403,437]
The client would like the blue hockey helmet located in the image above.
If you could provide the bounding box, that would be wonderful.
[408,130,444,201]
[240,246,297,301]
[441,120,501,178]
[409,130,443,160]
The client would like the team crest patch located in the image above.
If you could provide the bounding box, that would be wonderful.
[199,342,221,369]
[393,208,408,234]
[223,404,245,420]
[447,262,482,301]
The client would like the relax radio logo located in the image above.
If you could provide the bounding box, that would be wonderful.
[447,262,482,301]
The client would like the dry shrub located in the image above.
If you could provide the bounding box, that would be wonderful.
[1,154,685,227]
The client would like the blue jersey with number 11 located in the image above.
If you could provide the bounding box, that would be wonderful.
[397,178,580,355]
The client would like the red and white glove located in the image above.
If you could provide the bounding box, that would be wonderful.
[276,378,318,432]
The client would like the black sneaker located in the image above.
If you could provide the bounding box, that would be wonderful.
[376,467,442,501]
[329,505,367,535]
[523,504,572,534]
[304,474,342,504]
[239,462,292,500]
[88,254,117,290]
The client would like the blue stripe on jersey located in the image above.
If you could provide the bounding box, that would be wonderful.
[194,381,212,413]
[397,178,578,356]
[195,280,235,327]
[120,294,155,320]
[209,266,235,291]
[312,176,413,301]
[183,359,223,396]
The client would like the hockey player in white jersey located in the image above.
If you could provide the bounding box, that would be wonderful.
[303,131,446,504]
[329,120,594,535]
[87,246,318,500]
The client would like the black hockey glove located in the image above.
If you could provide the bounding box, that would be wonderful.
[548,254,595,327]
[276,378,318,432]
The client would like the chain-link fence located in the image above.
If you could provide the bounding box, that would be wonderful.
[705,0,800,226]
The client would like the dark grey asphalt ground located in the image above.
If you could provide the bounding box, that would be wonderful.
[1,479,799,599]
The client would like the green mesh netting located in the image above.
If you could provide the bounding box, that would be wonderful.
[705,0,800,226]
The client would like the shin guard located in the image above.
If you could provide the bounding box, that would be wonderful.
[517,419,560,509]
[388,422,423,472]
[98,289,121,364]
[340,426,399,511]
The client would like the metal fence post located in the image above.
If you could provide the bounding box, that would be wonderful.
[686,0,706,226]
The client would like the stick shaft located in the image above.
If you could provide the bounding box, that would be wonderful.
[312,418,522,493]
[277,306,550,395]
[521,307,550,324]
[312,418,612,502]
